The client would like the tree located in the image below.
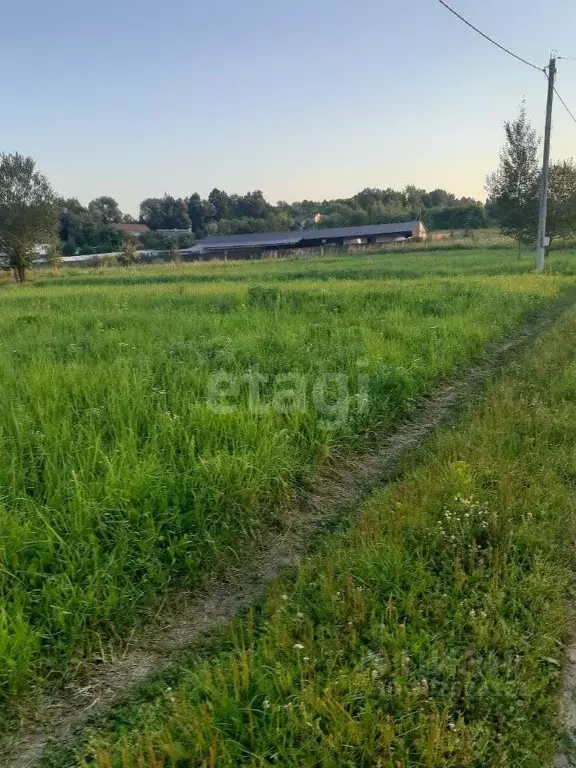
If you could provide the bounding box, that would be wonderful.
[59,197,91,243]
[232,190,269,219]
[58,197,125,255]
[45,240,62,273]
[139,229,171,250]
[79,228,123,255]
[0,153,58,282]
[188,193,211,237]
[118,238,140,265]
[139,195,191,230]
[208,188,232,221]
[404,185,426,212]
[486,107,540,251]
[427,189,456,208]
[547,160,576,243]
[424,203,490,231]
[88,196,123,225]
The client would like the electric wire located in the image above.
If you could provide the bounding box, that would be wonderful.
[436,0,545,73]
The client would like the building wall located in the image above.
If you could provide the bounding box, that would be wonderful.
[372,234,408,244]
[412,222,428,240]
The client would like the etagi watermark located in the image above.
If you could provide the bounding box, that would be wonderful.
[206,361,371,430]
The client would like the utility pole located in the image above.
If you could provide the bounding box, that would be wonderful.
[536,54,557,273]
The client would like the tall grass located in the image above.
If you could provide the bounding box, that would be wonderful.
[0,257,570,713]
[64,304,576,768]
[14,246,576,290]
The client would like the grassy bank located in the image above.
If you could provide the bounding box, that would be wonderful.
[0,260,569,713]
[62,303,576,768]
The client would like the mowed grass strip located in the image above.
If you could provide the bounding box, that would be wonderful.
[62,304,576,768]
[0,268,566,711]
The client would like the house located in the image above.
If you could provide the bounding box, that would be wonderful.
[191,221,427,258]
[111,223,150,237]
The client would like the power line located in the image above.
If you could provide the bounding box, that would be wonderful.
[436,2,576,126]
[554,85,576,125]
[436,0,545,73]
[540,68,576,126]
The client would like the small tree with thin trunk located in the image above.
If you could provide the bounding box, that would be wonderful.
[45,240,62,274]
[486,107,540,256]
[0,153,58,282]
[118,237,140,265]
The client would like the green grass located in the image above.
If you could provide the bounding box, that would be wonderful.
[59,302,576,768]
[23,246,576,289]
[0,249,573,718]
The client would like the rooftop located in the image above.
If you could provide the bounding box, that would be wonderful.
[198,221,420,250]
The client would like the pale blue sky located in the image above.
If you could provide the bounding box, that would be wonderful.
[2,0,576,214]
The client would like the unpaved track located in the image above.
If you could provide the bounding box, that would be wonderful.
[3,297,573,768]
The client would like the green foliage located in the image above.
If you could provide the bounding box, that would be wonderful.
[0,253,565,715]
[137,231,195,251]
[486,107,541,247]
[487,109,576,250]
[0,153,58,282]
[45,241,62,270]
[56,186,494,259]
[184,186,490,238]
[139,195,191,230]
[423,202,490,231]
[87,196,123,226]
[137,229,171,250]
[208,187,233,220]
[547,159,576,243]
[63,303,576,768]
[59,199,124,255]
[117,238,140,265]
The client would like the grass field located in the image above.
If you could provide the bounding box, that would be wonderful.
[52,299,576,768]
[20,245,576,288]
[0,248,575,730]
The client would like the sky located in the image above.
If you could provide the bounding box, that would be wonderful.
[2,0,576,216]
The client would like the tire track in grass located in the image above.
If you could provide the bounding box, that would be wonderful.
[4,293,575,768]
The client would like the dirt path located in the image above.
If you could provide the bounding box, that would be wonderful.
[3,298,573,768]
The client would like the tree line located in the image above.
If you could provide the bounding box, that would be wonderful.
[55,186,489,256]
[1,105,573,281]
[184,187,489,239]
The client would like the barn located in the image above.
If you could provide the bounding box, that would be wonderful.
[190,221,427,258]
